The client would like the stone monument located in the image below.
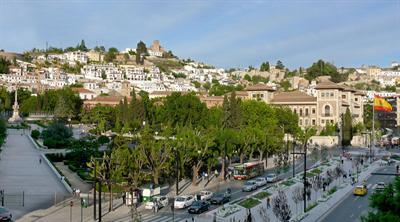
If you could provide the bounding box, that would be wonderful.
[8,88,23,123]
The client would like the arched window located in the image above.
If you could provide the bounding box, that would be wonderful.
[324,105,331,116]
[300,109,303,116]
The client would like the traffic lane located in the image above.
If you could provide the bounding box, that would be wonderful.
[321,166,396,222]
[173,182,268,220]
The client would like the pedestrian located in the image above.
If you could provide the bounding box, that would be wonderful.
[122,193,126,204]
[39,158,42,164]
[266,197,271,209]
[76,189,80,198]
[247,209,252,222]
[72,188,76,197]
[214,169,218,178]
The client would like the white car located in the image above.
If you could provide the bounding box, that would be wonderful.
[198,191,213,201]
[242,180,258,192]
[255,177,267,187]
[375,182,386,192]
[145,196,169,210]
[266,173,278,183]
[174,195,195,209]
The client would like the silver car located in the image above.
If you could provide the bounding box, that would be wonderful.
[242,180,257,192]
[266,173,277,183]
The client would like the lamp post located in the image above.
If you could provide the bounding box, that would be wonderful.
[293,142,308,213]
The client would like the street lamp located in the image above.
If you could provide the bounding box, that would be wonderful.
[293,142,308,213]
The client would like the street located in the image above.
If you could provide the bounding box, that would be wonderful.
[320,165,398,222]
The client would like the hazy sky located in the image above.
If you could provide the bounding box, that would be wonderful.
[0,0,399,69]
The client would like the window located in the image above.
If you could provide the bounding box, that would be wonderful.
[305,119,309,126]
[321,120,325,124]
[330,93,334,97]
[355,98,358,102]
[342,95,346,99]
[299,119,303,125]
[300,109,303,116]
[312,108,316,114]
[312,119,316,125]
[294,108,297,114]
[321,92,325,97]
[324,105,331,116]
[305,108,309,116]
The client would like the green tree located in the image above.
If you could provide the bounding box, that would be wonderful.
[244,74,252,81]
[138,128,172,185]
[306,59,348,83]
[54,95,74,121]
[361,177,400,222]
[342,108,353,146]
[260,61,270,71]
[221,91,242,130]
[319,123,338,136]
[0,57,10,74]
[104,47,119,62]
[276,60,285,70]
[77,39,88,52]
[136,41,147,65]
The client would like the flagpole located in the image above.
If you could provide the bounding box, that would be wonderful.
[372,96,375,149]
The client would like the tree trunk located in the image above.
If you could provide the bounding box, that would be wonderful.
[108,184,113,212]
[220,157,226,180]
[192,164,200,186]
[264,152,268,170]
[240,153,245,164]
[153,170,159,185]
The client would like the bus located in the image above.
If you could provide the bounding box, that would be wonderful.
[233,161,264,180]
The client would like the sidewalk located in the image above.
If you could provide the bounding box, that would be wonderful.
[198,156,373,222]
[54,162,92,193]
[303,161,380,222]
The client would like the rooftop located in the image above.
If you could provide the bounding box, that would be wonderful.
[271,91,317,103]
[244,83,275,91]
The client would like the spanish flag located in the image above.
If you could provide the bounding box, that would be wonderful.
[374,96,392,112]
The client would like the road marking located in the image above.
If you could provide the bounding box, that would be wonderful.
[367,184,372,189]
[372,184,377,189]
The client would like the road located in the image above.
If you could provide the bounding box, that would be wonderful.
[0,129,70,220]
[111,146,348,222]
[321,165,398,222]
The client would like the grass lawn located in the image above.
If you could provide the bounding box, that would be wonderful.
[238,198,261,209]
[253,191,271,200]
[328,186,337,195]
[301,172,316,178]
[306,202,318,212]
[311,168,322,174]
[281,179,296,187]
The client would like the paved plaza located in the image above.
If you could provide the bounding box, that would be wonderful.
[0,129,70,220]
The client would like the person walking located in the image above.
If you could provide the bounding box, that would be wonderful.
[266,197,271,209]
[39,157,42,164]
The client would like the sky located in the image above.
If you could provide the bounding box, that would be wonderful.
[0,0,399,69]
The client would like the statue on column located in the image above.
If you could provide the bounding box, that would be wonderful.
[8,87,23,124]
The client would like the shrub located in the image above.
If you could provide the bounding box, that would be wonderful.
[68,164,79,172]
[31,129,40,139]
[238,198,261,209]
[98,135,110,145]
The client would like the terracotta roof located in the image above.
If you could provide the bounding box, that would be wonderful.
[72,87,95,94]
[86,96,131,103]
[354,91,366,96]
[244,83,275,91]
[271,91,317,103]
[315,81,344,90]
[229,91,249,97]
[342,87,356,92]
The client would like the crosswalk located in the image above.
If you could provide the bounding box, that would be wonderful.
[113,212,188,222]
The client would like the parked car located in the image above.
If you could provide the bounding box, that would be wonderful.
[145,196,169,210]
[353,185,368,196]
[0,207,12,222]
[174,195,195,209]
[266,173,278,183]
[198,190,213,201]
[375,182,386,192]
[188,200,210,214]
[242,180,257,192]
[210,192,231,205]
[255,177,267,187]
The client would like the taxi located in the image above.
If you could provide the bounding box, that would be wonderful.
[353,185,368,196]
